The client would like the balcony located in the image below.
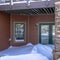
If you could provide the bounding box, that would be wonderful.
[0,0,10,5]
[0,0,60,11]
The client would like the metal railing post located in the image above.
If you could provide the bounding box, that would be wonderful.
[10,0,13,5]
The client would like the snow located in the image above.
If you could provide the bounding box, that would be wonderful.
[58,58,60,60]
[26,43,33,46]
[0,45,33,56]
[31,44,54,60]
[0,43,54,60]
[46,44,55,50]
[57,58,60,60]
[0,54,49,60]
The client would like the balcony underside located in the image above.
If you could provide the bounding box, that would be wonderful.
[4,7,54,15]
[0,0,60,11]
[0,0,60,15]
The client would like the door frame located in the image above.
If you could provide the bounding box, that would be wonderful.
[38,22,55,44]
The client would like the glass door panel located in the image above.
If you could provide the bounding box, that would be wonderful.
[52,25,55,44]
[39,23,55,44]
[41,25,49,44]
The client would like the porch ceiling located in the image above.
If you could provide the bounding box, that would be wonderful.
[4,7,54,15]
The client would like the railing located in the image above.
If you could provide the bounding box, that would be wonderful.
[11,0,51,5]
[13,0,51,2]
[0,0,59,5]
[0,0,10,5]
[0,0,10,3]
[12,0,27,5]
[13,0,26,2]
[30,0,50,2]
[0,0,27,5]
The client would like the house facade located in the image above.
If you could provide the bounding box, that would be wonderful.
[0,0,59,51]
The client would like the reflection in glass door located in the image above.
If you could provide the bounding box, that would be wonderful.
[52,25,55,44]
[41,25,49,44]
[39,23,55,44]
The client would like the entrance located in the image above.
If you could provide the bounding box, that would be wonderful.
[39,23,55,44]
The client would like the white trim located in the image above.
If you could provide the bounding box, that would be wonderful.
[0,3,10,5]
[29,0,50,3]
[11,0,13,5]
[29,1,37,2]
[29,1,41,3]
[13,1,27,5]
[14,22,26,43]
[15,39,24,42]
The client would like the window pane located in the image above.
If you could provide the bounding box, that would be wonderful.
[41,25,49,44]
[52,25,55,44]
[14,23,25,42]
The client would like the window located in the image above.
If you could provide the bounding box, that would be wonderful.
[14,22,25,42]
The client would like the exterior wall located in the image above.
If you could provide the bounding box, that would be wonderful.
[11,14,55,46]
[0,13,55,50]
[0,12,10,51]
[29,14,55,44]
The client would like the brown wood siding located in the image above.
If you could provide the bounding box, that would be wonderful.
[11,14,55,46]
[10,14,29,46]
[0,12,10,51]
[29,14,55,44]
[0,13,55,50]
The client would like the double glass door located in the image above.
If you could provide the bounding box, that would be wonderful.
[39,23,55,44]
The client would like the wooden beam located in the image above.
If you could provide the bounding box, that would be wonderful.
[0,0,60,11]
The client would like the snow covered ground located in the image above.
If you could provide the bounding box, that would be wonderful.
[0,43,54,60]
[0,43,34,56]
[58,58,60,60]
[0,54,49,60]
[57,58,60,60]
[31,44,54,60]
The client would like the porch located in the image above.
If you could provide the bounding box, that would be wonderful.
[0,0,59,51]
